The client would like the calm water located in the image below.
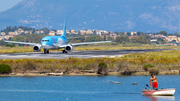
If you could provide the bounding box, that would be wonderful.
[0,75,179,101]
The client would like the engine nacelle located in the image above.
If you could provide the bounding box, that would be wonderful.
[33,45,41,52]
[65,45,73,52]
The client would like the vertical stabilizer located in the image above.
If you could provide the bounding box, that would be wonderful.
[61,15,67,37]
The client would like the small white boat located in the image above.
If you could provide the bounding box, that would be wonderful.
[142,88,176,96]
[48,72,63,76]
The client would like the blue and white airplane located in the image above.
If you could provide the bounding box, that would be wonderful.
[3,15,111,54]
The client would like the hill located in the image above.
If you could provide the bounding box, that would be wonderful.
[0,0,180,32]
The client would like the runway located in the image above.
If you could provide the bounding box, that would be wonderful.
[0,49,169,59]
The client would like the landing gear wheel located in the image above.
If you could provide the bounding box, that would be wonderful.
[62,50,67,54]
[44,49,49,54]
[44,49,47,54]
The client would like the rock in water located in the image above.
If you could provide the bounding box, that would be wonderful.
[131,82,137,85]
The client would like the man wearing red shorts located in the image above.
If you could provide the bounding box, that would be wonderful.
[149,74,158,90]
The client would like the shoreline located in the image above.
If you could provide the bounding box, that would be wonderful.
[0,70,179,77]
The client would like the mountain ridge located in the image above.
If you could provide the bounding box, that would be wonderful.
[0,0,180,33]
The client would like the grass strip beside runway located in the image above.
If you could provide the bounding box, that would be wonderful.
[0,44,179,54]
[0,50,180,75]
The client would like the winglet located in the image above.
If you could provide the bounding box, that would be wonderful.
[61,14,67,37]
[2,33,5,41]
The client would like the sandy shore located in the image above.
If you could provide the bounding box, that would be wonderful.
[0,70,179,77]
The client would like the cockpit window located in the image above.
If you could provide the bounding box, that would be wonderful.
[42,40,49,42]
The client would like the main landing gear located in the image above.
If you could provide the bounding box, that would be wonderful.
[62,50,67,54]
[44,49,49,54]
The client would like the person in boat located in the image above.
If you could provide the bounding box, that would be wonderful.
[149,74,158,89]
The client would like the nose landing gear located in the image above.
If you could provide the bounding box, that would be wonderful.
[44,49,49,54]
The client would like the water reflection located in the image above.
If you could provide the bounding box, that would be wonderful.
[144,96,175,101]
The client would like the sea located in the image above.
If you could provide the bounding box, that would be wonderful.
[0,75,179,101]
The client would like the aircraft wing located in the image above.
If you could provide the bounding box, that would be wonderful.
[67,36,84,40]
[2,35,40,46]
[71,41,111,46]
[59,41,111,48]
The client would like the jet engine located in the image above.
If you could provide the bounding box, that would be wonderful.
[65,45,73,52]
[33,45,41,52]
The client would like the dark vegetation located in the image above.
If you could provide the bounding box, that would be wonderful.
[97,62,108,75]
[1,26,179,47]
[0,64,12,74]
[6,43,15,47]
[143,64,155,72]
[1,26,50,35]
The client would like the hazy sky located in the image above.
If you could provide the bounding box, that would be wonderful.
[0,0,23,12]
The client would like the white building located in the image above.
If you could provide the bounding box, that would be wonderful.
[49,31,55,36]
[57,30,63,35]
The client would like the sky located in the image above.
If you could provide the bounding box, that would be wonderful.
[0,0,23,12]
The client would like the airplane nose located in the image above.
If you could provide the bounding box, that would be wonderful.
[41,44,46,48]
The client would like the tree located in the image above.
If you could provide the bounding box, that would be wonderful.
[85,35,102,42]
[51,29,57,32]
[118,32,124,35]
[122,35,129,43]
[107,36,113,41]
[159,31,167,36]
[85,36,93,42]
[41,28,50,34]
[78,31,81,35]
[131,37,138,43]
[95,36,102,41]
[115,36,122,43]
[156,38,165,44]
[103,35,106,41]
[174,32,179,37]
[127,32,131,36]
[0,40,8,46]
[137,31,141,36]
[93,31,96,35]
[6,43,15,47]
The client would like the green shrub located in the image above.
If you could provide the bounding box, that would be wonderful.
[143,64,154,71]
[97,62,108,75]
[6,43,15,47]
[0,64,12,74]
[148,68,159,75]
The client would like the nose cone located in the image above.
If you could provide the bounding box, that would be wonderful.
[41,44,46,46]
[41,43,46,49]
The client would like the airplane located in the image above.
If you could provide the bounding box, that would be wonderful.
[2,15,111,54]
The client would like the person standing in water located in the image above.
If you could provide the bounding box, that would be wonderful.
[149,74,158,89]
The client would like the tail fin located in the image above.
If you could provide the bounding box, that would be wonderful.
[61,14,67,37]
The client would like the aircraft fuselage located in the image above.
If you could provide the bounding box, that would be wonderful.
[41,36,67,50]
